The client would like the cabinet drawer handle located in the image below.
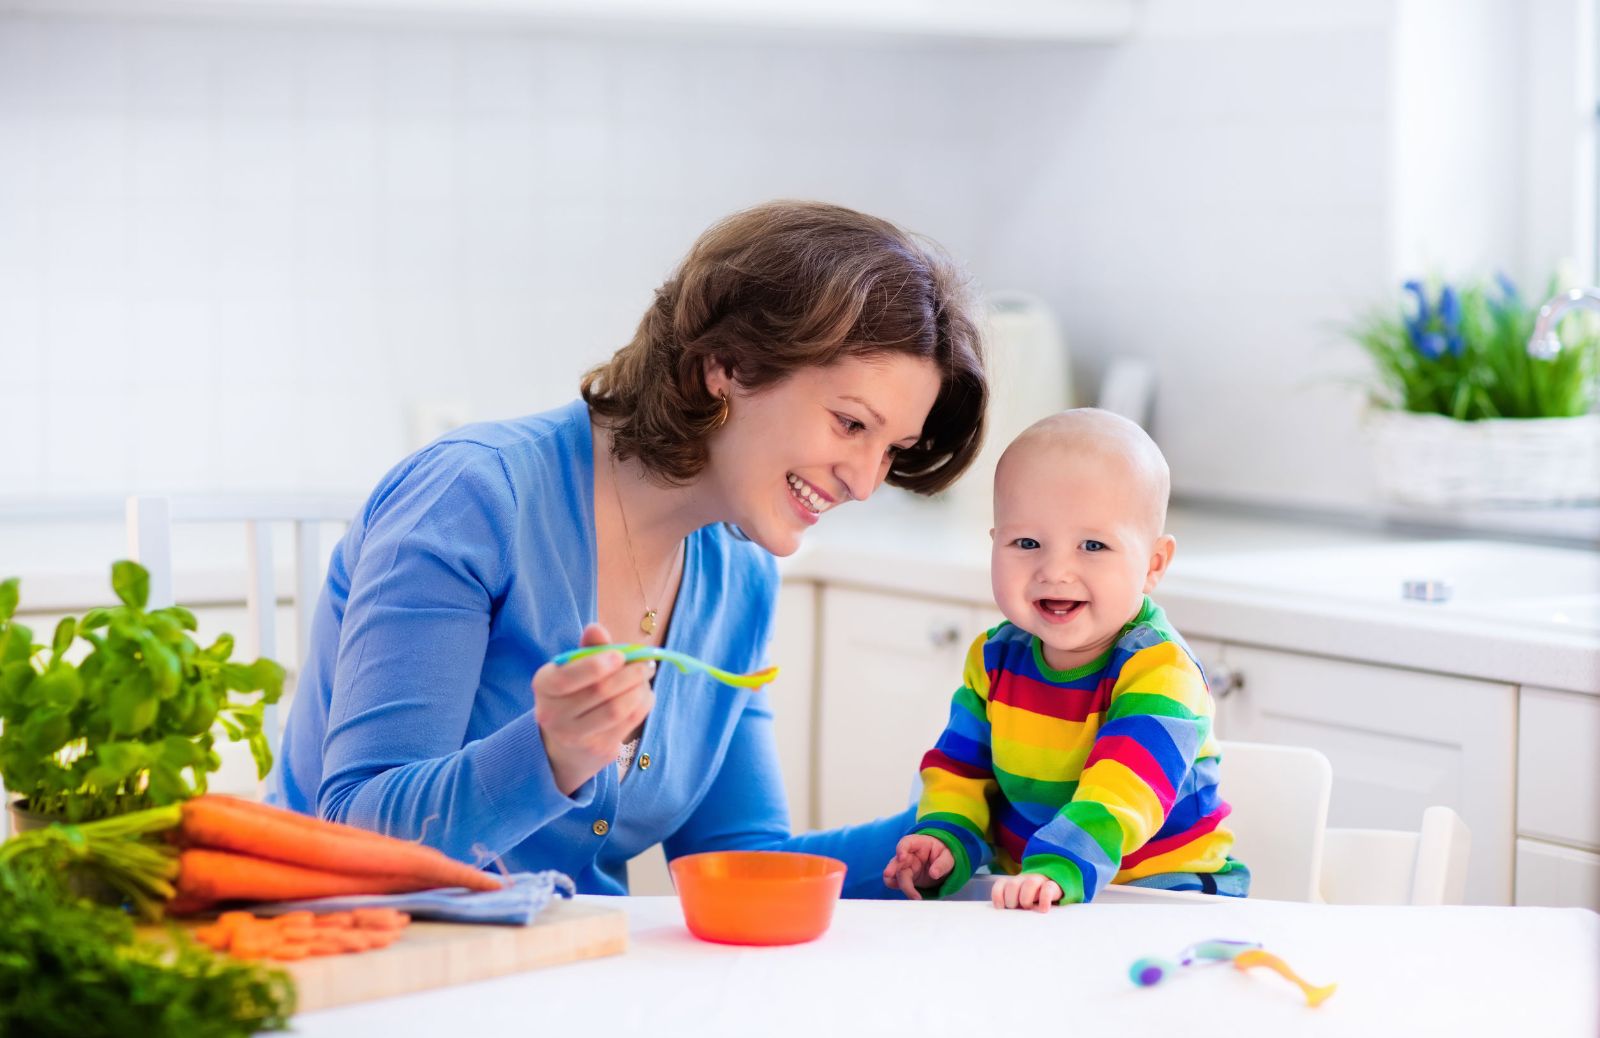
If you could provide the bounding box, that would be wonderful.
[1209,665,1244,699]
[928,624,964,649]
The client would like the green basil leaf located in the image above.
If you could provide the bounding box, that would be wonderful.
[162,605,199,632]
[0,577,19,622]
[249,658,286,701]
[108,671,157,736]
[79,607,111,631]
[0,660,36,708]
[219,663,254,692]
[20,707,71,758]
[51,617,76,658]
[206,633,235,662]
[146,761,188,802]
[83,741,149,788]
[0,621,35,664]
[157,734,203,774]
[185,691,219,735]
[111,560,150,610]
[139,635,180,698]
[28,667,82,710]
[247,730,274,779]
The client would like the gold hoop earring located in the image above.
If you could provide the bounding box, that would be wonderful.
[713,391,730,430]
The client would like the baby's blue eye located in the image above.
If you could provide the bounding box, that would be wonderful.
[1082,540,1108,552]
[1014,537,1041,550]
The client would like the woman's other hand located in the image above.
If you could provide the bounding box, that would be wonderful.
[533,623,656,796]
[882,833,954,900]
[990,871,1064,913]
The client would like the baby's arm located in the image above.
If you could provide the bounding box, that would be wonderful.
[896,633,1001,898]
[882,834,955,900]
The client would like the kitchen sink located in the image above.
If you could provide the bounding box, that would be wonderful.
[1171,540,1600,634]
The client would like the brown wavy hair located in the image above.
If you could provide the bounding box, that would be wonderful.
[581,201,987,495]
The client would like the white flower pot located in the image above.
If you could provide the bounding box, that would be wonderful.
[1363,409,1600,507]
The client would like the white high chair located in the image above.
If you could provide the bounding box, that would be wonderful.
[125,495,360,795]
[1219,740,1472,905]
[1319,806,1471,906]
[1216,739,1333,902]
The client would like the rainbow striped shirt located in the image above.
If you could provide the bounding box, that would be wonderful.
[910,597,1247,903]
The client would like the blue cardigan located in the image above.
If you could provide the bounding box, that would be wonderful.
[270,399,910,897]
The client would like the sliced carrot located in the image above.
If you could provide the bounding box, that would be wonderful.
[216,910,256,930]
[192,925,229,950]
[314,911,356,929]
[352,907,410,930]
[194,904,413,961]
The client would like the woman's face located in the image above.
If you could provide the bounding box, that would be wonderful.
[705,354,943,557]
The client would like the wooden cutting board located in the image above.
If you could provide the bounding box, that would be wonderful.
[153,898,629,1014]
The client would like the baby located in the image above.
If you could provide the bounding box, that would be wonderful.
[883,409,1249,910]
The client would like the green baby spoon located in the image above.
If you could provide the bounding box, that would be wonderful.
[550,644,778,691]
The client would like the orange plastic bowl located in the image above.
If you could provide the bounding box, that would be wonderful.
[670,850,847,946]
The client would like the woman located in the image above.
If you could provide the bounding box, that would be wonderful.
[271,201,987,898]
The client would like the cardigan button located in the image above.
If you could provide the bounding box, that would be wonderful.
[638,753,651,770]
[592,819,610,836]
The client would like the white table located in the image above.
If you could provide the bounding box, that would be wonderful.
[290,887,1600,1036]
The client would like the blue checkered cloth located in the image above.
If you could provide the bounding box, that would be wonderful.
[244,870,575,925]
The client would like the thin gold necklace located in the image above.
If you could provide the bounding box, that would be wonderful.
[608,449,681,636]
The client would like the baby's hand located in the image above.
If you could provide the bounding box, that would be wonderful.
[882,834,954,900]
[991,872,1064,913]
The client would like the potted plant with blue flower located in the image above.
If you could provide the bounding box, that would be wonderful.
[1348,273,1599,506]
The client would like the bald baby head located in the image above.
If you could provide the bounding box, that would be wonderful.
[996,408,1171,539]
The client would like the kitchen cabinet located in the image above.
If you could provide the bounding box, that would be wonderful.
[1516,687,1600,852]
[1194,643,1515,906]
[814,586,993,831]
[1513,687,1600,910]
[766,580,817,834]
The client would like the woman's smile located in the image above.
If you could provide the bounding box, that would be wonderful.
[786,472,835,523]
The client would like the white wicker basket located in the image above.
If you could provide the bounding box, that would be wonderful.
[1363,409,1600,506]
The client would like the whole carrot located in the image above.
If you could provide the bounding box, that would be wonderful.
[176,848,442,904]
[192,796,396,842]
[179,796,501,892]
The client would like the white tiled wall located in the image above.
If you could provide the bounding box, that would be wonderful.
[970,4,1399,511]
[0,2,1560,519]
[0,14,995,499]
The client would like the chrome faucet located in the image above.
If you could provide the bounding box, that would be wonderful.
[1528,287,1600,358]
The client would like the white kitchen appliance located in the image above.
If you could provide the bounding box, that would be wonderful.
[937,291,1072,525]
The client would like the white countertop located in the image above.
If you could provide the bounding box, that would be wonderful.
[780,493,1600,695]
[7,494,1597,692]
[288,890,1599,1036]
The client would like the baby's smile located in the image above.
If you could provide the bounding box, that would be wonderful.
[1033,598,1086,624]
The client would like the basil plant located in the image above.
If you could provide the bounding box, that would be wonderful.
[0,561,284,822]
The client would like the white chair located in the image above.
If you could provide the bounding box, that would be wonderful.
[1216,739,1333,902]
[125,495,360,794]
[1320,806,1471,906]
